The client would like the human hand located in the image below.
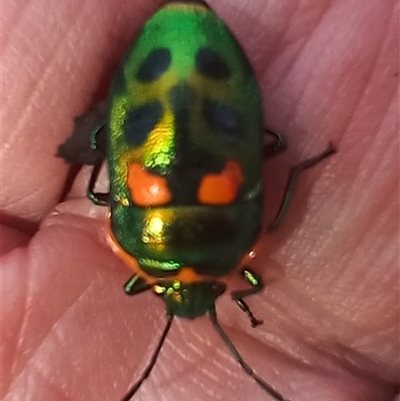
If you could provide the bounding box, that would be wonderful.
[2,1,398,400]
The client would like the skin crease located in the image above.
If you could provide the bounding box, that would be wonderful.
[1,0,398,400]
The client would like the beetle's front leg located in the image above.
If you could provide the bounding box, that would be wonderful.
[230,268,264,327]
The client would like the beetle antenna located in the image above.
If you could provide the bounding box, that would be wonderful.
[209,306,291,401]
[120,314,174,401]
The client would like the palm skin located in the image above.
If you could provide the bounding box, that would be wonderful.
[1,0,398,400]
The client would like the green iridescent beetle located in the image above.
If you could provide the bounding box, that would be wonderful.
[58,1,335,400]
[107,0,264,280]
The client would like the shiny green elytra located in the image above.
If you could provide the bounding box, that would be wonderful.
[106,1,264,304]
[85,2,292,401]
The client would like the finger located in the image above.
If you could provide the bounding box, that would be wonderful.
[3,198,396,401]
[3,1,398,401]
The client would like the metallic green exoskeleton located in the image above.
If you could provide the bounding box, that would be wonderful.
[57,1,335,400]
[106,1,264,287]
[102,3,288,399]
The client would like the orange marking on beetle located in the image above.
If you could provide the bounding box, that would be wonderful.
[198,160,244,204]
[127,163,171,206]
[174,267,200,283]
[106,224,158,285]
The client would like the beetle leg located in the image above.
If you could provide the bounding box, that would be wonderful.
[269,142,337,230]
[89,121,107,151]
[263,129,287,158]
[230,268,264,327]
[124,274,153,296]
[87,161,110,206]
[85,115,111,205]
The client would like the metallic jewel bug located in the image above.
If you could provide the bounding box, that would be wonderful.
[58,1,336,400]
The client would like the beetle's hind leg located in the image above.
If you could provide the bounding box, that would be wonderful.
[230,268,264,327]
[86,121,110,205]
[263,129,287,158]
[269,142,337,230]
[56,100,111,205]
[87,161,110,206]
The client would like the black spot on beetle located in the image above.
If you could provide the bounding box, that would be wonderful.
[169,83,196,114]
[196,48,230,79]
[137,48,172,82]
[124,102,163,146]
[204,99,243,144]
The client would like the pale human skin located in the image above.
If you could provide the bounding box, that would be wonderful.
[1,0,399,400]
